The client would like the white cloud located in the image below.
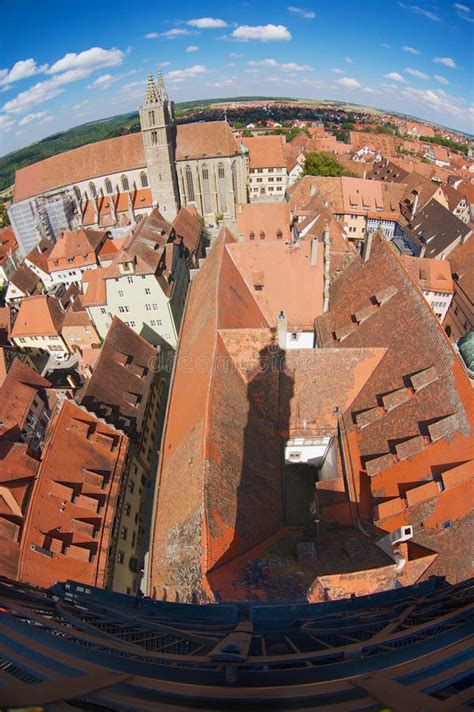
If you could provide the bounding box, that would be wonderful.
[380,43,391,48]
[398,3,440,21]
[345,57,352,63]
[46,47,124,74]
[434,74,449,84]
[90,73,115,88]
[146,29,193,39]
[453,3,474,21]
[434,56,457,68]
[248,58,312,71]
[288,6,316,19]
[0,58,48,87]
[41,115,53,124]
[332,68,344,74]
[72,100,89,109]
[211,78,236,87]
[2,67,91,114]
[401,85,464,117]
[186,46,199,53]
[385,71,406,82]
[337,77,361,88]
[158,61,171,67]
[402,45,420,54]
[406,67,429,79]
[165,64,207,82]
[0,114,15,132]
[18,111,47,126]
[187,17,227,28]
[231,24,292,41]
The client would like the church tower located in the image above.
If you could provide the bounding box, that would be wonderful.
[139,73,180,220]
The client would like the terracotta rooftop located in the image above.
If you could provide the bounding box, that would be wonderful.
[441,182,467,212]
[236,203,291,242]
[13,133,146,203]
[241,135,287,169]
[0,226,18,265]
[48,228,106,269]
[400,255,454,294]
[226,239,324,329]
[8,264,41,296]
[0,440,40,579]
[25,239,55,274]
[175,121,240,161]
[78,317,157,443]
[447,234,474,304]
[401,198,471,259]
[172,204,202,255]
[11,295,65,338]
[17,400,128,589]
[0,359,50,438]
[315,233,473,582]
[81,268,108,307]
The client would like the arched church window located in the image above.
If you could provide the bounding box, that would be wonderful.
[73,186,81,201]
[217,162,227,213]
[121,175,130,192]
[148,110,155,125]
[202,164,212,214]
[105,178,112,194]
[151,130,158,146]
[140,172,148,188]
[89,182,97,199]
[231,161,238,202]
[185,165,195,202]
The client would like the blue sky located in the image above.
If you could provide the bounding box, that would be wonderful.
[0,0,473,155]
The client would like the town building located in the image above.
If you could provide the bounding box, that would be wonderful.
[397,197,472,258]
[400,255,453,322]
[8,73,248,254]
[149,228,472,604]
[78,317,165,593]
[0,359,52,454]
[242,135,288,201]
[423,144,450,167]
[61,295,101,353]
[0,226,20,286]
[23,239,55,289]
[47,228,108,286]
[236,202,292,242]
[443,237,473,342]
[440,183,471,223]
[5,264,43,305]
[81,209,189,348]
[10,294,69,357]
[14,399,130,590]
[288,176,403,242]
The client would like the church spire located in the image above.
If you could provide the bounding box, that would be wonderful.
[156,72,168,102]
[144,73,159,105]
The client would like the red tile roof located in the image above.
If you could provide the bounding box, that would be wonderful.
[236,203,291,242]
[17,400,128,589]
[176,121,240,161]
[241,135,287,169]
[13,134,146,203]
[11,295,65,338]
[0,359,50,437]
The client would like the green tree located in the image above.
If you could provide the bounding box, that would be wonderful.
[242,129,253,137]
[303,151,345,177]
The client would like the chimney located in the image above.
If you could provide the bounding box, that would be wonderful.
[277,310,287,350]
[310,237,318,266]
[410,190,419,221]
[363,230,374,263]
[363,169,366,179]
[310,182,317,197]
[419,243,426,258]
